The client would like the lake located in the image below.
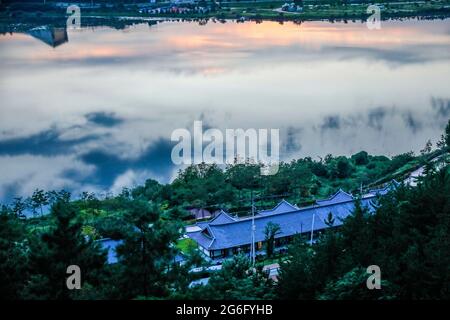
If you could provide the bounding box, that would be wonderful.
[0,19,449,201]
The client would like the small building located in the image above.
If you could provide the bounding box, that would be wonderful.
[172,0,196,4]
[263,263,280,282]
[27,26,68,48]
[189,277,209,288]
[187,207,222,220]
[281,3,303,13]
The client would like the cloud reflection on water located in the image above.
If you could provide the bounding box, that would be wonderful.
[0,19,449,201]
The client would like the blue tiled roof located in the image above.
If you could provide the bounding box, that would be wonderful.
[258,199,299,216]
[369,180,400,196]
[196,221,209,229]
[209,210,237,225]
[188,197,376,251]
[316,189,354,206]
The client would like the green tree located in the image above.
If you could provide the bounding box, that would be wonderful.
[351,151,369,166]
[264,222,281,258]
[445,119,450,148]
[310,160,328,177]
[182,254,275,300]
[23,199,107,300]
[338,199,373,271]
[436,119,449,150]
[0,206,29,299]
[116,200,181,299]
[318,267,395,300]
[29,189,49,217]
[277,238,317,299]
[11,197,27,218]
[420,139,433,155]
[277,165,450,300]
[312,225,342,291]
[336,157,353,178]
[131,179,162,201]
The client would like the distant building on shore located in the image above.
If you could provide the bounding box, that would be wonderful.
[172,0,197,4]
[27,26,68,48]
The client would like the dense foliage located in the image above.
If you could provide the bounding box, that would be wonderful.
[173,254,276,300]
[277,166,450,299]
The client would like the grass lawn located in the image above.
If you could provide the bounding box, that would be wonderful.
[258,255,290,267]
[177,238,197,254]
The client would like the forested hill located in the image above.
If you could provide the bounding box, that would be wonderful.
[130,146,448,215]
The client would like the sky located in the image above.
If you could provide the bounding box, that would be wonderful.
[0,19,449,202]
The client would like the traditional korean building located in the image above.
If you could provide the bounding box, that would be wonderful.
[186,187,393,260]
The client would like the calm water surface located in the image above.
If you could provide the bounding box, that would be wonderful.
[0,19,449,200]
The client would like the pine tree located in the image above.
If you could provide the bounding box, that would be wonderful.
[11,197,27,218]
[338,199,373,270]
[318,267,396,300]
[0,206,28,299]
[116,200,181,299]
[23,199,106,300]
[29,189,49,217]
[182,254,275,300]
[277,238,317,299]
[264,222,281,258]
[445,119,450,149]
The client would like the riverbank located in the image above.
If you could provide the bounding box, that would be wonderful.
[1,0,450,26]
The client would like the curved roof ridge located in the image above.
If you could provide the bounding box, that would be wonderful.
[278,199,299,209]
[258,199,299,215]
[316,189,354,206]
[202,195,378,227]
[242,197,369,222]
[207,237,216,249]
[208,209,237,225]
[330,188,353,200]
[188,198,379,251]
[201,225,216,240]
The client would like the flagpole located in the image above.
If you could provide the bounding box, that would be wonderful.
[310,211,315,245]
[251,190,256,267]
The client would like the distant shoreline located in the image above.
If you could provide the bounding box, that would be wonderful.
[0,12,449,33]
[1,1,450,28]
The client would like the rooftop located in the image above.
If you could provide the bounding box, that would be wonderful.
[188,195,378,251]
[316,189,354,206]
[258,199,299,216]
